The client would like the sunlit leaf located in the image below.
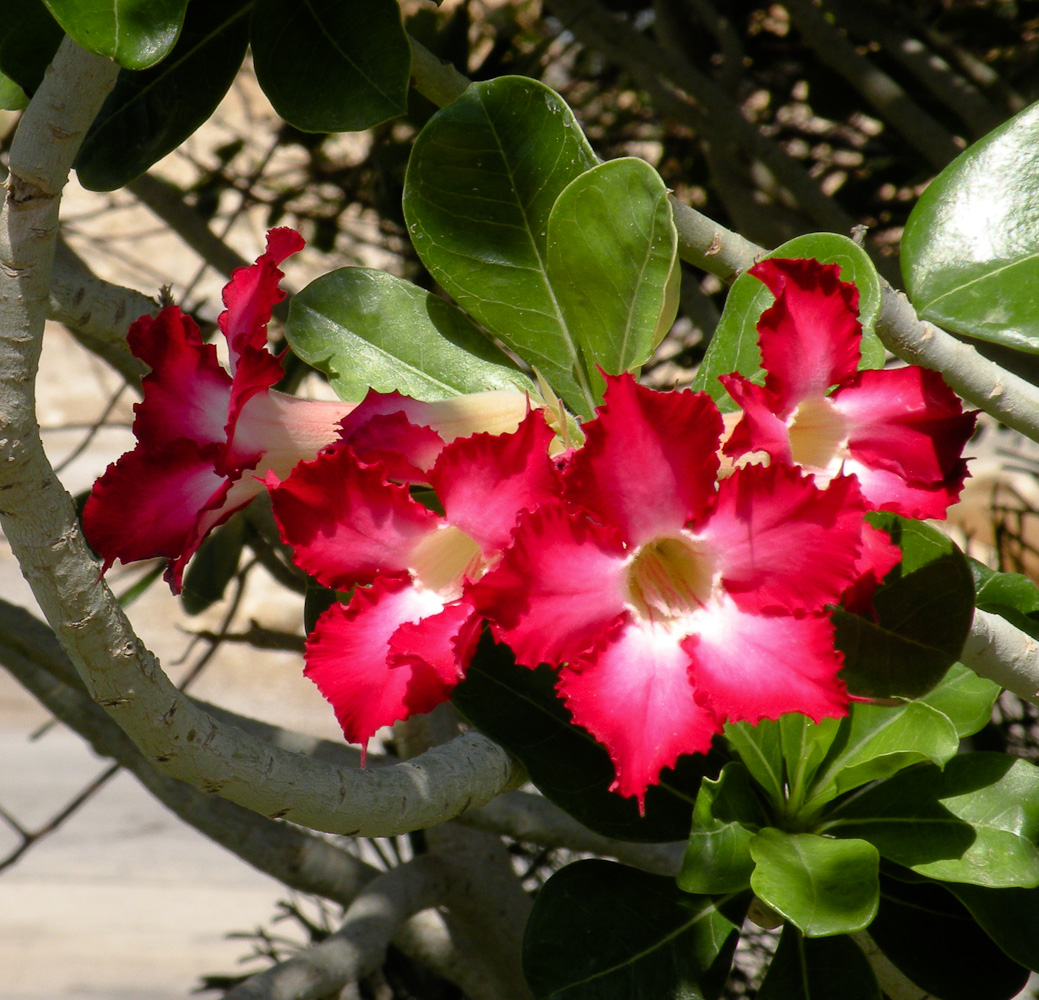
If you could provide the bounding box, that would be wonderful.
[43,0,188,68]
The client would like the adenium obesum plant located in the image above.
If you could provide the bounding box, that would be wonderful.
[83,235,976,807]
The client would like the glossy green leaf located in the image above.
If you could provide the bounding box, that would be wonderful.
[43,0,187,69]
[0,69,26,110]
[972,557,1039,614]
[723,719,784,812]
[180,513,245,616]
[0,0,63,95]
[834,513,975,700]
[800,700,959,816]
[826,752,1039,888]
[251,0,409,133]
[694,233,883,410]
[74,0,250,191]
[870,875,1032,1000]
[680,762,767,895]
[452,633,723,842]
[546,156,677,394]
[917,662,1001,739]
[749,829,879,937]
[286,268,533,401]
[757,925,880,1000]
[524,860,745,1000]
[779,712,841,809]
[403,76,599,416]
[902,100,1039,352]
[946,882,1039,972]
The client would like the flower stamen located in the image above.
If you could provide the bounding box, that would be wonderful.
[626,536,715,624]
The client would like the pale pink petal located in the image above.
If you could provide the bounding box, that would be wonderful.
[751,258,862,416]
[701,463,866,613]
[389,600,482,687]
[684,597,849,725]
[305,579,453,753]
[839,455,969,520]
[558,619,721,808]
[832,366,976,485]
[564,374,723,546]
[267,445,438,591]
[128,308,232,449]
[469,502,628,667]
[719,374,793,464]
[432,410,559,556]
[842,522,903,618]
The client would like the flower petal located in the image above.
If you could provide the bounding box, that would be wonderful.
[684,598,848,725]
[842,521,903,618]
[432,410,559,556]
[305,579,453,753]
[719,374,792,464]
[559,619,721,808]
[564,374,723,546]
[751,258,862,415]
[389,599,482,687]
[341,410,446,482]
[470,502,629,667]
[701,463,865,613]
[838,455,970,520]
[268,445,438,590]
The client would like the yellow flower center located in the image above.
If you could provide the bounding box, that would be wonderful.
[788,395,848,470]
[410,525,484,598]
[626,535,716,624]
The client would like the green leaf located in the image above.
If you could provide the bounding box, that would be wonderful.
[0,69,27,110]
[452,633,723,843]
[834,513,975,700]
[0,0,63,95]
[723,718,784,811]
[749,829,879,937]
[74,0,250,191]
[546,157,677,393]
[870,874,1032,1000]
[524,860,745,1000]
[694,234,883,410]
[42,0,188,69]
[918,662,1001,739]
[251,0,409,133]
[972,557,1039,614]
[946,881,1039,972]
[403,76,599,416]
[757,925,880,1000]
[286,268,533,401]
[902,100,1039,353]
[826,752,1039,888]
[180,513,246,616]
[779,712,842,809]
[680,762,768,895]
[800,700,959,816]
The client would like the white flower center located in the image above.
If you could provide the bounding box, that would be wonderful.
[788,395,848,470]
[626,535,716,624]
[410,525,484,598]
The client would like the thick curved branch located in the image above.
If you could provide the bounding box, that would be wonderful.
[961,610,1039,707]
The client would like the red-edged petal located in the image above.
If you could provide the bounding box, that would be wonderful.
[684,598,849,725]
[389,599,482,687]
[83,439,228,584]
[432,410,559,556]
[842,521,903,618]
[558,619,721,808]
[751,258,861,415]
[305,579,453,753]
[719,374,792,463]
[564,374,723,546]
[839,456,969,519]
[268,444,438,591]
[220,227,304,374]
[469,502,628,667]
[701,463,866,613]
[343,410,446,482]
[832,366,976,484]
[128,308,232,449]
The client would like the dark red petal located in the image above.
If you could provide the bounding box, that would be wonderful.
[840,456,970,520]
[833,366,977,484]
[564,373,723,546]
[841,521,903,618]
[432,410,560,556]
[559,620,721,809]
[751,258,861,416]
[343,410,446,482]
[389,600,482,687]
[684,600,849,725]
[702,463,866,614]
[719,373,792,463]
[469,502,628,667]
[304,580,454,753]
[267,444,437,591]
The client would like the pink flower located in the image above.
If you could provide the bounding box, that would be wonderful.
[83,229,361,591]
[720,258,976,519]
[471,374,868,807]
[267,410,560,754]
